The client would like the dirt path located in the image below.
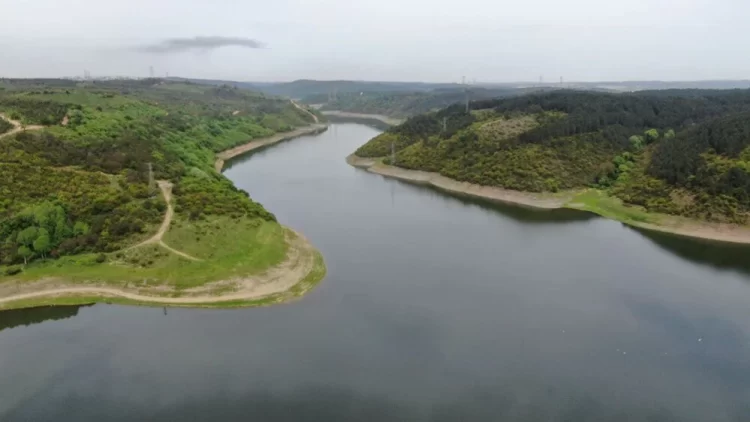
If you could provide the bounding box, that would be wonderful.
[0,230,317,307]
[130,180,201,261]
[292,100,319,123]
[0,113,44,139]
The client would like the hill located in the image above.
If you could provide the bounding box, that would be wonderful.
[0,78,325,308]
[303,87,535,119]
[167,77,461,98]
[353,90,750,227]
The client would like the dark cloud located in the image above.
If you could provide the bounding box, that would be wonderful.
[136,36,265,53]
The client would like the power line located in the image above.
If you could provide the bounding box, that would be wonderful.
[147,162,155,195]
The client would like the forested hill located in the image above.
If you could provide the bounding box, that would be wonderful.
[354,89,750,223]
[0,78,316,272]
[302,87,533,118]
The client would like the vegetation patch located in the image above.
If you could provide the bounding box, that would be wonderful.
[0,78,321,303]
[355,90,750,224]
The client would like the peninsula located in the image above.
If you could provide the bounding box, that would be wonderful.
[0,79,326,310]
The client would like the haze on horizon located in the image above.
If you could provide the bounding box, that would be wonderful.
[0,0,748,83]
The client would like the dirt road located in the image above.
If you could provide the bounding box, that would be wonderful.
[292,100,319,123]
[0,113,44,139]
[130,180,201,261]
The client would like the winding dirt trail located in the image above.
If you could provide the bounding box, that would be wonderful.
[0,230,317,307]
[0,113,44,139]
[130,180,201,261]
[292,100,319,123]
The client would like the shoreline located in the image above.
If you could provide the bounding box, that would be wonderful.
[215,124,328,172]
[0,125,332,311]
[0,229,326,311]
[321,110,404,127]
[346,154,572,209]
[347,154,750,245]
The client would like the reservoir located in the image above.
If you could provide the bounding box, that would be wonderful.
[1,123,749,421]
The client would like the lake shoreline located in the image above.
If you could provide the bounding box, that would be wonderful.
[215,124,329,172]
[0,125,332,312]
[0,229,326,311]
[347,154,750,245]
[321,110,404,127]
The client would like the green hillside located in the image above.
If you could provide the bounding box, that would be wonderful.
[303,87,533,118]
[354,90,750,223]
[0,79,318,285]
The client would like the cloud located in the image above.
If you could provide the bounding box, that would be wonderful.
[135,36,265,53]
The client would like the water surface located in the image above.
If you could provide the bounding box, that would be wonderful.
[1,123,749,421]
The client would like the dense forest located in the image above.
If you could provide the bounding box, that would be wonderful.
[0,78,315,270]
[302,87,534,118]
[355,89,750,223]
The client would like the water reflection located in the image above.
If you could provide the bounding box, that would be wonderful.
[5,383,697,422]
[323,115,392,130]
[0,305,90,333]
[630,227,750,275]
[411,181,596,225]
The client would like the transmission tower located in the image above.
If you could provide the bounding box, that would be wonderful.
[147,162,155,194]
[442,117,447,133]
[149,66,154,78]
[464,80,471,113]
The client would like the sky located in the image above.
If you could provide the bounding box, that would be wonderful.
[1,0,749,82]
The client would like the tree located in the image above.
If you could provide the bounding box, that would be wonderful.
[17,245,32,265]
[644,129,660,144]
[33,230,52,259]
[16,227,38,247]
[629,135,645,151]
[73,221,90,236]
[664,129,676,139]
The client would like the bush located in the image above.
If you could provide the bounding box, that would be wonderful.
[95,253,107,263]
[5,266,22,276]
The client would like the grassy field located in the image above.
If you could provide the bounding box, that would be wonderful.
[4,217,288,290]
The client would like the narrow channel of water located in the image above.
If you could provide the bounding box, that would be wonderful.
[1,123,749,421]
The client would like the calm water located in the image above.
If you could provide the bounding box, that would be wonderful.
[1,123,749,421]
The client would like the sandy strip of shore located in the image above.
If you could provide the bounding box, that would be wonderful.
[347,154,750,245]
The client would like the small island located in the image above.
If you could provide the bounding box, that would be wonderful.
[0,79,327,310]
[349,90,750,244]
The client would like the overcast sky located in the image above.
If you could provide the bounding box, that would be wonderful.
[1,0,748,82]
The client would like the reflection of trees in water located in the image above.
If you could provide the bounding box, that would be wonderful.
[630,226,750,276]
[0,305,90,333]
[403,182,595,226]
[324,116,392,131]
[9,384,698,422]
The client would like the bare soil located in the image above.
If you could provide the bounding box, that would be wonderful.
[0,113,44,139]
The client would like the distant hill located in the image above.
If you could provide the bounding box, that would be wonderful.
[302,87,542,119]
[354,89,750,223]
[167,77,463,98]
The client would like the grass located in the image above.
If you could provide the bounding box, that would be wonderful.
[2,217,288,290]
[0,250,326,311]
[565,189,660,225]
